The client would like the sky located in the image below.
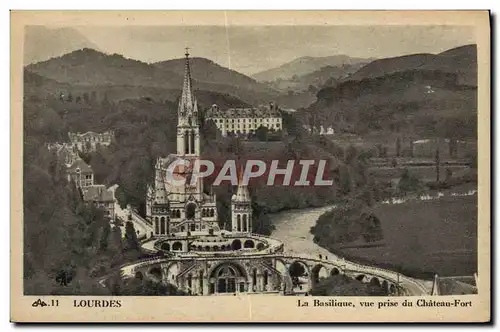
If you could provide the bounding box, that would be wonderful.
[45,25,476,75]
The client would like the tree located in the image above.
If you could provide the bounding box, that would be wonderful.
[255,126,269,142]
[396,137,401,157]
[110,225,123,254]
[99,221,111,251]
[124,221,139,252]
[435,140,441,183]
[90,91,98,104]
[398,169,424,195]
[83,92,90,104]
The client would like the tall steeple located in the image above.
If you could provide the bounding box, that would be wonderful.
[176,48,200,157]
[178,48,198,125]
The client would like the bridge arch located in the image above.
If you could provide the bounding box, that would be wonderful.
[311,264,329,288]
[164,262,180,284]
[244,240,255,248]
[330,267,340,276]
[288,261,311,292]
[369,277,381,287]
[161,243,170,251]
[355,274,367,282]
[148,266,162,280]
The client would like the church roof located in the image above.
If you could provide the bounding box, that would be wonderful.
[67,158,93,174]
[232,168,251,202]
[82,185,114,203]
[205,103,282,118]
[178,49,198,121]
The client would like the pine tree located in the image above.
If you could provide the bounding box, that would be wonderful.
[124,221,139,251]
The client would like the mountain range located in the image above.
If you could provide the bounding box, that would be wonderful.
[303,44,478,139]
[25,48,277,107]
[24,44,477,115]
[345,44,477,86]
[252,55,374,82]
[24,26,100,65]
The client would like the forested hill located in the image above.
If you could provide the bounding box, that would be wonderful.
[252,55,374,82]
[346,44,477,86]
[303,44,477,139]
[25,48,277,105]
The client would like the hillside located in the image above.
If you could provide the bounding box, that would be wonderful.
[153,57,274,95]
[252,55,374,82]
[302,44,478,139]
[306,69,477,139]
[24,69,250,113]
[25,48,278,106]
[347,44,477,86]
[24,26,100,65]
[267,63,368,94]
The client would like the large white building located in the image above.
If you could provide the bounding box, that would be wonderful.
[205,104,282,137]
[68,130,114,153]
[146,50,252,236]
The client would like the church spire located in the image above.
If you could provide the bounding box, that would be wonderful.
[178,47,197,121]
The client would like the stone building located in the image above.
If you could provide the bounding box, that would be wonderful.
[412,138,478,159]
[205,103,282,137]
[47,142,79,167]
[146,50,244,236]
[66,158,94,189]
[82,184,115,220]
[68,130,114,153]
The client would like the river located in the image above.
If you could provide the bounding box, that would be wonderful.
[269,205,338,259]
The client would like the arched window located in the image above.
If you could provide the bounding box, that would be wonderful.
[184,133,189,155]
[252,269,257,289]
[210,209,215,217]
[237,215,241,231]
[161,243,170,251]
[186,203,196,219]
[242,215,247,232]
[231,239,242,250]
[154,217,159,234]
[263,270,269,289]
[199,271,204,294]
[202,209,206,217]
[176,210,181,218]
[214,266,242,294]
[160,216,165,234]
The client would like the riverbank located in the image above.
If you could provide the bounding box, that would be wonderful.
[308,188,477,279]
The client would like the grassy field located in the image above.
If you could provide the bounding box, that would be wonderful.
[338,195,477,278]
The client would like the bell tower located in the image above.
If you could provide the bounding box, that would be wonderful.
[231,179,252,234]
[177,48,200,157]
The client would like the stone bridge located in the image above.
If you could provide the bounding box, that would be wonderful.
[117,250,427,296]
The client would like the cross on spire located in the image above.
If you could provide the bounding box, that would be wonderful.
[185,47,190,57]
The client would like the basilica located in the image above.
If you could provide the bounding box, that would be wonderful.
[145,50,252,236]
